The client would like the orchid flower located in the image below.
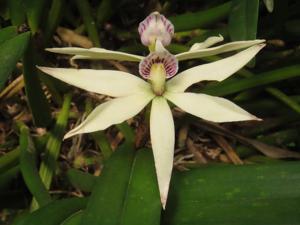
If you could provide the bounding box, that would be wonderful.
[38,12,265,209]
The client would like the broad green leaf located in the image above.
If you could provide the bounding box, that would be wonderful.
[67,169,96,192]
[164,162,300,225]
[19,124,52,207]
[0,32,30,90]
[22,38,52,127]
[8,0,26,26]
[61,211,84,225]
[81,145,161,225]
[15,198,88,225]
[23,0,47,33]
[121,149,161,225]
[0,26,17,45]
[81,143,135,225]
[228,0,259,41]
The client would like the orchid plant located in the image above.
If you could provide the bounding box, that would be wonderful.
[38,12,265,208]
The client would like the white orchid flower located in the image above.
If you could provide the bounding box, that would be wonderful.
[39,12,265,209]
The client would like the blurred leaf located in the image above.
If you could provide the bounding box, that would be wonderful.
[15,198,88,225]
[0,147,20,173]
[195,120,300,159]
[0,31,30,91]
[19,124,52,208]
[169,2,231,32]
[8,0,26,26]
[203,65,300,96]
[0,26,17,44]
[43,0,65,45]
[0,166,19,190]
[31,93,72,209]
[66,169,96,192]
[229,0,259,41]
[164,162,300,225]
[23,38,52,127]
[75,0,100,47]
[81,145,161,225]
[23,0,47,33]
[263,0,274,13]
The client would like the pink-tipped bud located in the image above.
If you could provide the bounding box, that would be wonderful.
[139,51,178,79]
[138,12,174,47]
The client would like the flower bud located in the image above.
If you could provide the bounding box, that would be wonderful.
[138,12,174,47]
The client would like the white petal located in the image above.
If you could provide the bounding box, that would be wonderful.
[150,97,175,209]
[167,44,265,92]
[189,35,224,51]
[164,92,260,122]
[65,93,154,139]
[176,39,265,61]
[37,67,151,97]
[46,47,143,62]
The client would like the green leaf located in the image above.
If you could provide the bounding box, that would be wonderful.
[23,37,52,127]
[31,93,72,210]
[15,198,88,225]
[81,145,161,225]
[169,2,231,32]
[202,65,300,96]
[19,124,52,207]
[228,0,259,41]
[0,166,19,190]
[164,162,300,225]
[0,147,20,173]
[81,143,135,225]
[23,0,47,33]
[61,211,83,225]
[66,169,96,192]
[0,26,17,45]
[121,149,161,225]
[0,31,30,90]
[8,0,26,26]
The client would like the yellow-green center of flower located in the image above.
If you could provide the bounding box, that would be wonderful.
[149,63,167,95]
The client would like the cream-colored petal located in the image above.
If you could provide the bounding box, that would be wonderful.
[65,93,154,139]
[176,39,265,61]
[164,92,260,122]
[150,97,175,209]
[37,67,151,97]
[189,35,224,51]
[167,44,265,92]
[46,47,143,62]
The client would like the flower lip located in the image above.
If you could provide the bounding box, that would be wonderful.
[139,50,178,79]
[138,12,174,47]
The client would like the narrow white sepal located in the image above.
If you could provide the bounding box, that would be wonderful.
[64,93,154,139]
[189,35,224,51]
[37,67,151,97]
[176,39,265,61]
[46,47,144,62]
[167,44,265,92]
[150,97,175,209]
[164,92,261,122]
